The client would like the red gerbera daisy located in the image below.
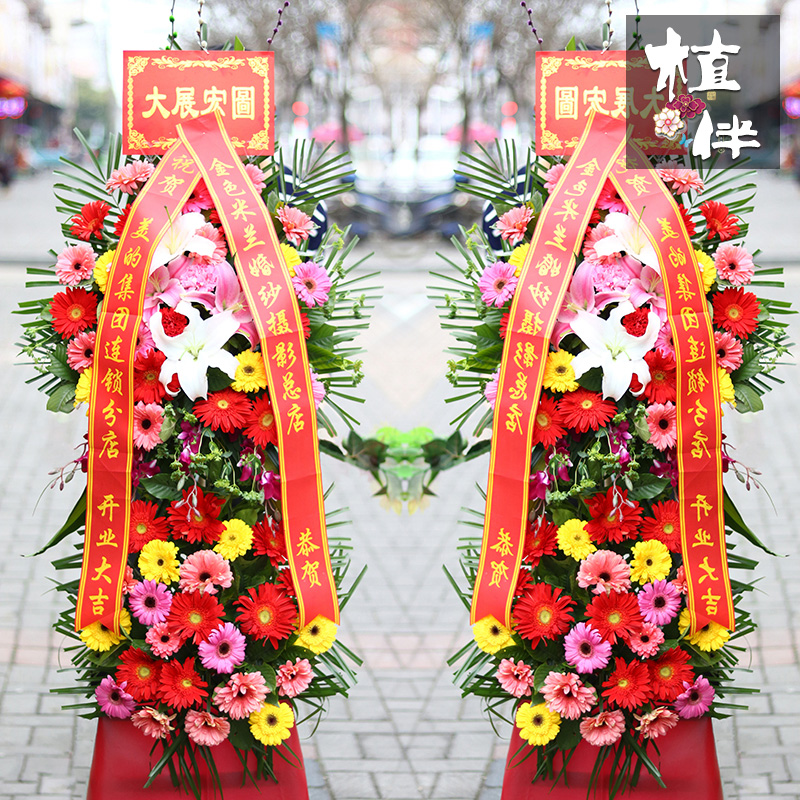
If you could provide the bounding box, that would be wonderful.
[300,311,312,339]
[522,517,558,567]
[113,203,133,237]
[641,500,682,553]
[585,590,643,644]
[70,200,110,241]
[128,500,170,552]
[244,395,279,447]
[558,389,616,434]
[650,648,695,701]
[116,647,161,702]
[194,389,252,434]
[277,568,296,597]
[586,487,643,544]
[700,200,740,241]
[678,203,696,237]
[602,657,652,711]
[634,350,677,404]
[158,657,208,711]
[166,590,225,644]
[514,568,533,598]
[133,349,168,404]
[50,287,98,339]
[167,487,225,545]
[532,394,566,448]
[235,583,297,647]
[712,288,760,340]
[252,518,287,563]
[512,583,575,647]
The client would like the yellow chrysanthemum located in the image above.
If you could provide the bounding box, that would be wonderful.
[281,243,302,277]
[557,519,596,561]
[296,615,338,654]
[509,243,530,277]
[74,367,93,408]
[79,609,132,652]
[718,368,736,406]
[473,615,513,654]
[543,350,579,393]
[214,519,253,561]
[249,702,294,746]
[629,539,672,584]
[516,702,561,746]
[694,250,716,294]
[138,540,180,584]
[679,608,731,651]
[93,249,116,293]
[231,350,268,393]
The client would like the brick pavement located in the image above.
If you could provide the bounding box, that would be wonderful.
[0,171,799,799]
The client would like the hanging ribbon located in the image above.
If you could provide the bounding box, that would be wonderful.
[77,111,339,633]
[470,110,732,635]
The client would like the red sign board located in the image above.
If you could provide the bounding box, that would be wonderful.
[535,51,683,157]
[122,51,274,155]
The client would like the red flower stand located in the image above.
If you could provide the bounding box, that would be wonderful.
[502,717,723,799]
[87,717,309,799]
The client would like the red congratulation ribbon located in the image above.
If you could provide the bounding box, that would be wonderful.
[77,111,339,633]
[471,110,732,635]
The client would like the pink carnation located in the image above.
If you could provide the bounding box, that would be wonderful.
[494,205,533,246]
[542,671,597,719]
[577,551,631,595]
[543,163,566,192]
[656,167,704,195]
[628,621,664,658]
[276,658,315,697]
[55,243,96,286]
[714,243,754,286]
[478,262,518,307]
[635,707,678,739]
[132,707,176,739]
[106,161,155,194]
[277,205,317,246]
[292,261,332,307]
[179,550,233,595]
[646,402,677,450]
[146,621,184,659]
[495,659,534,698]
[579,709,626,746]
[184,709,230,746]
[66,330,96,372]
[213,671,268,719]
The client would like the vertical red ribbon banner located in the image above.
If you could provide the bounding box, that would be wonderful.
[470,110,732,636]
[77,111,339,634]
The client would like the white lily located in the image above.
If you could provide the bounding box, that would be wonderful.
[149,212,216,274]
[570,300,660,400]
[150,301,239,400]
[592,212,661,273]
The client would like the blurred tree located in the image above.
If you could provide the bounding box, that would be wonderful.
[73,79,115,142]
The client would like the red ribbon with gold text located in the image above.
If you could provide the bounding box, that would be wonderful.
[77,111,339,632]
[470,110,732,634]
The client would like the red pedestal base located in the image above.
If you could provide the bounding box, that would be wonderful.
[87,717,309,800]
[501,717,723,799]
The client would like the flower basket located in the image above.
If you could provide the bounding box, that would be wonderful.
[88,717,308,799]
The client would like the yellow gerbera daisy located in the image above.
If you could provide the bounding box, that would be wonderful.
[281,243,302,277]
[509,243,530,277]
[138,540,180,584]
[473,615,513,654]
[516,702,561,746]
[296,615,337,654]
[718,368,736,406]
[679,609,731,651]
[249,702,294,746]
[543,350,579,393]
[93,249,116,293]
[79,609,132,652]
[231,350,268,393]
[629,540,671,584]
[694,250,716,294]
[214,519,253,561]
[557,519,596,561]
[74,367,93,408]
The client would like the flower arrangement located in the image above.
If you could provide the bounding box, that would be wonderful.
[17,130,375,794]
[432,140,792,793]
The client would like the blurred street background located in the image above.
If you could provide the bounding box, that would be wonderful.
[2,1,800,799]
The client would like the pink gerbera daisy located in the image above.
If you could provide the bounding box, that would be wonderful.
[672,564,688,595]
[185,709,230,746]
[655,321,675,358]
[583,224,620,266]
[55,243,96,286]
[310,369,326,408]
[714,243,754,286]
[478,262,518,307]
[213,671,268,719]
[131,707,176,739]
[292,261,332,307]
[129,579,173,626]
[179,550,233,595]
[646,402,677,450]
[577,551,631,595]
[66,330,96,372]
[495,659,534,698]
[714,329,744,372]
[244,163,267,192]
[277,205,317,246]
[543,162,566,192]
[106,161,155,194]
[638,579,681,626]
[635,707,679,739]
[564,622,611,674]
[95,676,135,719]
[579,709,626,746]
[674,676,715,719]
[183,180,213,213]
[145,621,184,659]
[656,168,704,194]
[198,623,247,674]
[276,658,315,698]
[484,371,499,408]
[494,205,533,246]
[132,402,164,450]
[542,671,597,719]
[628,621,665,658]
[596,179,627,213]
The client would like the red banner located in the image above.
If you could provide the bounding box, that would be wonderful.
[78,112,338,633]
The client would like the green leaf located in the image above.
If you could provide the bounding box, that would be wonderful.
[627,474,670,501]
[29,490,86,556]
[206,367,232,392]
[234,36,245,51]
[48,345,78,383]
[140,474,182,501]
[734,383,763,413]
[47,384,76,413]
[724,489,779,555]
[532,662,552,692]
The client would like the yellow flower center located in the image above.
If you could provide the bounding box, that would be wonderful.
[727,305,742,320]
[217,399,230,410]
[136,523,148,534]
[663,523,674,534]
[659,666,673,679]
[608,612,622,625]
[69,305,83,320]
[138,666,151,680]
[261,413,274,428]
[181,678,193,688]
[258,608,273,625]
[189,612,202,625]
[538,608,553,625]
[536,412,549,428]
[581,399,593,410]
[618,678,629,688]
